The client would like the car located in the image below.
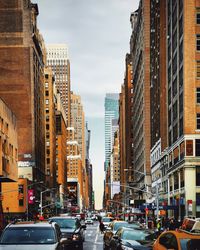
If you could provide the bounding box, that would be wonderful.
[103,220,129,250]
[153,229,200,250]
[48,216,86,250]
[0,220,67,249]
[109,227,156,250]
[85,218,93,225]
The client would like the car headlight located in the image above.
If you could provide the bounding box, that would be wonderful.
[121,245,134,250]
[72,234,80,241]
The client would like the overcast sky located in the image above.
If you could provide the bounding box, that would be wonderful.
[35,0,139,209]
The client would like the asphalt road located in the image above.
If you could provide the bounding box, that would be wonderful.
[83,221,103,250]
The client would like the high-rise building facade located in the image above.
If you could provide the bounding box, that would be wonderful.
[130,1,151,197]
[0,1,45,183]
[70,93,86,209]
[159,0,200,219]
[150,0,167,202]
[46,44,71,126]
[104,93,119,169]
[55,92,68,209]
[44,68,57,189]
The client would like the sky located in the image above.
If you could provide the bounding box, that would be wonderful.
[35,0,140,209]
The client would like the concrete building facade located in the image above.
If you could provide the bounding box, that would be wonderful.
[46,44,71,126]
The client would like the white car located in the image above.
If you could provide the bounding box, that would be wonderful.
[85,218,93,225]
[0,221,67,250]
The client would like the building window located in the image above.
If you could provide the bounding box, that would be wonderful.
[172,77,177,97]
[197,61,200,78]
[45,99,49,105]
[197,88,200,103]
[196,167,200,186]
[197,35,200,50]
[197,113,200,129]
[186,140,193,156]
[196,139,200,156]
[45,82,49,88]
[197,10,200,24]
[173,101,177,121]
[173,124,178,143]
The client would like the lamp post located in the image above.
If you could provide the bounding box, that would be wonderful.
[40,188,57,217]
[26,181,43,221]
[40,189,50,217]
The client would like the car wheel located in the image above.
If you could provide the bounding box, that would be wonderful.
[79,242,83,250]
[103,242,109,250]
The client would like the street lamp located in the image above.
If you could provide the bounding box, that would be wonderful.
[40,188,56,217]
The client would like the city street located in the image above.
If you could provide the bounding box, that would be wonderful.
[83,221,103,250]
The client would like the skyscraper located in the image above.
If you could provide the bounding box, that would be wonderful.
[46,44,71,126]
[104,93,119,169]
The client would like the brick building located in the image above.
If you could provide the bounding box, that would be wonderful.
[0,0,45,183]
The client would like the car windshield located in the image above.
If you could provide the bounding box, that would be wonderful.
[122,230,149,241]
[180,239,200,250]
[50,218,76,229]
[0,227,56,245]
[113,222,128,231]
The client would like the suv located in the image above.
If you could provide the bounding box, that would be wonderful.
[49,216,86,250]
[0,220,67,249]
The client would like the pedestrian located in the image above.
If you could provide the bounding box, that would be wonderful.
[169,218,176,230]
[99,220,105,234]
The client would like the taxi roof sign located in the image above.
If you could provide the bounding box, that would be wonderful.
[182,218,200,233]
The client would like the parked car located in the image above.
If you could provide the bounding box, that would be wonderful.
[109,227,156,250]
[103,220,129,250]
[0,220,67,249]
[48,216,86,250]
[85,218,93,225]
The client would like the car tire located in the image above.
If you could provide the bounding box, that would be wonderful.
[79,242,83,250]
[103,242,109,250]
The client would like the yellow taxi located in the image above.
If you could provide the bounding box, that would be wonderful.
[153,218,200,250]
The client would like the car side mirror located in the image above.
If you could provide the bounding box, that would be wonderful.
[112,235,119,240]
[60,237,68,244]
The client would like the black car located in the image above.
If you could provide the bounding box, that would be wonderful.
[109,227,156,250]
[49,216,86,250]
